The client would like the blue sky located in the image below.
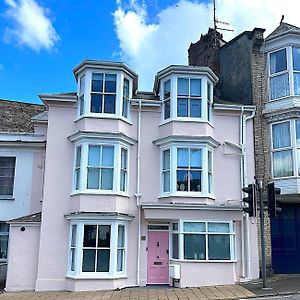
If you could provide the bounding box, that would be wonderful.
[1,0,300,104]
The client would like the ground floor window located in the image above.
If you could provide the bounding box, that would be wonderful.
[171,220,235,261]
[68,220,127,277]
[0,223,9,261]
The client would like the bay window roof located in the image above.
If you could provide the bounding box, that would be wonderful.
[73,60,138,90]
[154,65,218,93]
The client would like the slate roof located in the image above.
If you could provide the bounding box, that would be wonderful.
[8,212,42,223]
[132,91,159,101]
[0,99,46,133]
[267,22,300,39]
[31,111,48,122]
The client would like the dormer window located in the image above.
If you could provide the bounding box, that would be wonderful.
[160,73,214,123]
[91,73,116,114]
[177,78,201,118]
[269,47,300,100]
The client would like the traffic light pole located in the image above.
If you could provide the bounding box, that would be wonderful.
[259,180,267,288]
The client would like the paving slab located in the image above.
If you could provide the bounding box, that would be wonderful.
[0,284,255,300]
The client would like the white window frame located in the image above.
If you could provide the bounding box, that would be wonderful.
[75,70,132,123]
[77,75,85,118]
[170,220,236,262]
[0,223,9,262]
[162,78,171,121]
[270,119,300,179]
[72,141,130,196]
[0,156,16,199]
[67,220,128,279]
[160,143,213,198]
[159,75,211,124]
[268,46,300,101]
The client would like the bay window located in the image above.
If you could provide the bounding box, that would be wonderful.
[269,47,300,100]
[76,68,133,119]
[171,221,235,261]
[68,220,127,277]
[160,75,214,123]
[161,145,213,196]
[271,119,300,178]
[73,142,129,194]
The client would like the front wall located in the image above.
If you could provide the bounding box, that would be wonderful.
[0,148,44,221]
[6,225,40,291]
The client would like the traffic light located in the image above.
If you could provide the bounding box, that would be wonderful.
[242,184,256,217]
[267,182,281,218]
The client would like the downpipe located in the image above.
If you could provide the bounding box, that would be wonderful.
[135,100,142,286]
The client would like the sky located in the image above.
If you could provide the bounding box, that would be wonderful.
[1,0,300,104]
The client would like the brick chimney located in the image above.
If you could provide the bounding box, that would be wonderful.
[188,28,226,77]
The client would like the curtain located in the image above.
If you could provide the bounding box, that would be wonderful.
[272,122,291,149]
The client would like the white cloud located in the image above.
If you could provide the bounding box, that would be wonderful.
[3,0,59,51]
[113,0,300,90]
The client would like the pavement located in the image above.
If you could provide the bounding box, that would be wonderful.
[0,275,299,300]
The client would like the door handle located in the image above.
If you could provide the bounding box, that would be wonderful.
[157,241,160,247]
[166,249,169,254]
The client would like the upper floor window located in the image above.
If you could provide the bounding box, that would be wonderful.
[122,78,130,118]
[177,148,201,192]
[87,145,114,190]
[177,78,201,118]
[91,73,116,114]
[161,145,213,196]
[77,71,132,120]
[271,119,300,178]
[0,157,16,198]
[269,47,300,100]
[73,143,129,194]
[161,76,213,123]
[78,76,85,116]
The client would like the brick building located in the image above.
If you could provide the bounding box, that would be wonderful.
[188,22,300,274]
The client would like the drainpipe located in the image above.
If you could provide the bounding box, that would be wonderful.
[240,107,255,280]
[240,108,246,278]
[243,108,255,280]
[135,100,142,286]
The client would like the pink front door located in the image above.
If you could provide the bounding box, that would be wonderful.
[147,231,169,284]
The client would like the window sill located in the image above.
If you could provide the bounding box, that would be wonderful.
[159,192,215,199]
[66,274,127,280]
[74,114,132,125]
[70,191,130,198]
[170,259,237,263]
[159,118,213,127]
[0,196,14,201]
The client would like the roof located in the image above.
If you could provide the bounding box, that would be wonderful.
[31,111,48,122]
[267,22,300,39]
[0,99,46,133]
[8,212,42,224]
[132,91,159,101]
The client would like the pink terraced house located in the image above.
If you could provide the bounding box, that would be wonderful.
[5,60,259,291]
